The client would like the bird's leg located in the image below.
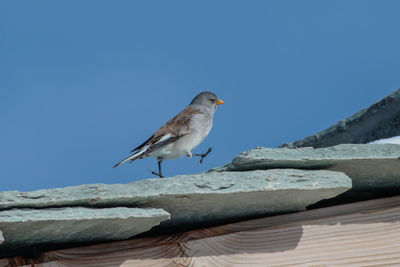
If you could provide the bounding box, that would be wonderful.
[193,148,213,164]
[149,158,164,178]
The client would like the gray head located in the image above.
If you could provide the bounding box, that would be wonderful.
[190,91,224,113]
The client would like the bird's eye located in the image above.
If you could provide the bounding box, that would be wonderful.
[209,98,215,102]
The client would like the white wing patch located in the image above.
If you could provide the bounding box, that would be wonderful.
[154,134,173,145]
[134,144,150,157]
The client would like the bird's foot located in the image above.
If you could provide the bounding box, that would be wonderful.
[148,169,164,178]
[193,148,213,164]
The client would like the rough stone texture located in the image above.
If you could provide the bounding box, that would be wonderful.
[214,144,400,193]
[281,88,400,148]
[0,170,351,229]
[0,230,3,244]
[0,207,169,250]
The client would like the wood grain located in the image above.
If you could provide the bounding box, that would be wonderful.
[9,195,400,267]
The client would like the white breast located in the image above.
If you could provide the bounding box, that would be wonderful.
[149,113,213,160]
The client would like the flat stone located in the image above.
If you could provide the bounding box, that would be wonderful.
[215,144,400,193]
[0,170,351,229]
[281,89,400,148]
[0,207,169,250]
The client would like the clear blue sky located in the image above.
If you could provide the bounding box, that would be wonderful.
[1,1,399,191]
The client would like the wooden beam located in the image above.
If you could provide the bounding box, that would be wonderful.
[12,196,400,266]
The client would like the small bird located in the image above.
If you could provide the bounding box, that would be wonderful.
[113,91,224,178]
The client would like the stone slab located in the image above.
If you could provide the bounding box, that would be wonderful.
[0,207,169,250]
[0,170,351,229]
[281,88,400,148]
[214,144,400,192]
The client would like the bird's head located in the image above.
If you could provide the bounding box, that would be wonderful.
[190,91,224,113]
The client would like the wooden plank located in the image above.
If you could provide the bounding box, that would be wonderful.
[0,259,9,267]
[19,196,400,266]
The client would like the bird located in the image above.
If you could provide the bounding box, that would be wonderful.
[113,91,224,178]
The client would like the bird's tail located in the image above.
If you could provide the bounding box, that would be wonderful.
[112,155,137,168]
[113,146,149,168]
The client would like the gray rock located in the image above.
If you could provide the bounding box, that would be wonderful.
[281,88,400,148]
[0,207,169,249]
[0,170,351,228]
[216,144,400,193]
[0,230,4,244]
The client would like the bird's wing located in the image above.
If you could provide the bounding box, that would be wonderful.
[113,106,203,168]
[130,135,154,152]
[131,105,202,154]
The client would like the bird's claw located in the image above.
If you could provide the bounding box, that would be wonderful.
[148,169,164,178]
[194,148,213,165]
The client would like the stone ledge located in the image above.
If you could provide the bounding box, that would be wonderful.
[213,144,400,193]
[0,207,169,251]
[0,170,351,229]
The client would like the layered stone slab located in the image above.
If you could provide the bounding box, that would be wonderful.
[0,170,351,229]
[281,88,400,148]
[215,144,400,193]
[0,207,169,250]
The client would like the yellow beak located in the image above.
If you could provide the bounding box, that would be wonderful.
[216,99,225,105]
